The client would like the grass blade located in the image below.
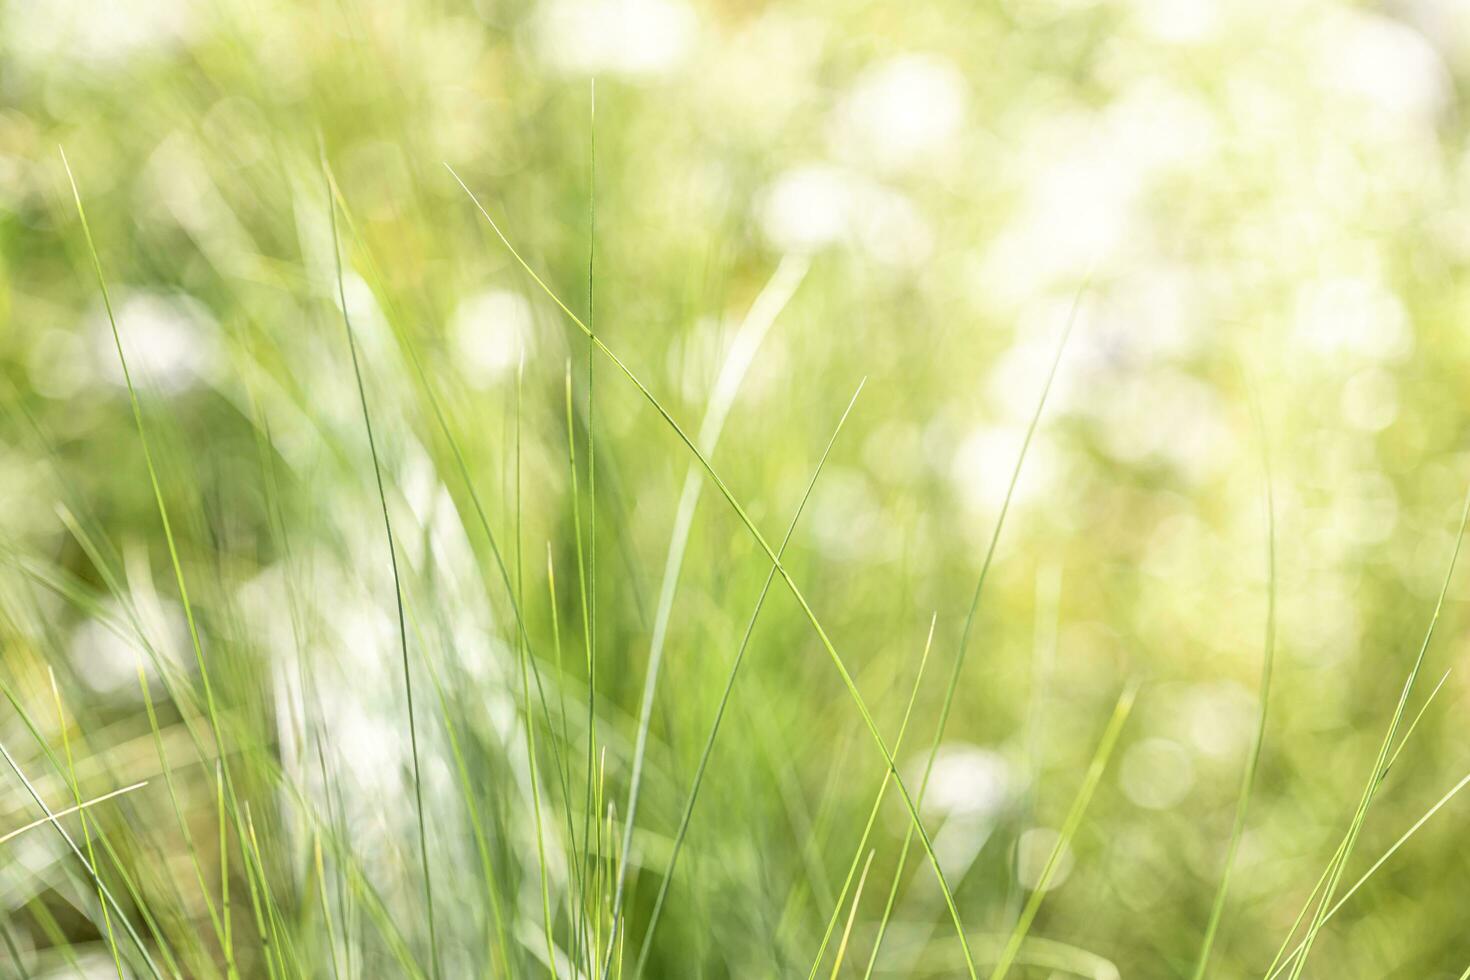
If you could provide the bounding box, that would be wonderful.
[1262,666,1454,979]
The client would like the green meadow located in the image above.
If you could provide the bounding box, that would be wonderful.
[2,0,1470,976]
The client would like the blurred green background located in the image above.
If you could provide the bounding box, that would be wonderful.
[3,0,1470,976]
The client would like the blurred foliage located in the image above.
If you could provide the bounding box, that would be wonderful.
[3,0,1470,976]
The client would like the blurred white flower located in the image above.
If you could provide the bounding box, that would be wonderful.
[759,164,857,253]
[450,288,535,387]
[982,81,1218,309]
[810,468,897,563]
[759,165,932,265]
[830,54,967,172]
[535,0,696,78]
[920,743,1011,818]
[332,697,409,793]
[985,298,1097,420]
[399,446,444,528]
[334,272,394,357]
[334,596,397,684]
[852,185,934,267]
[1106,81,1220,178]
[236,566,299,663]
[1089,370,1233,483]
[922,744,1013,877]
[1025,150,1136,266]
[1397,0,1470,71]
[981,118,1142,303]
[94,291,219,393]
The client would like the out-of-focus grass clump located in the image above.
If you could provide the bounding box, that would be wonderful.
[3,0,1470,976]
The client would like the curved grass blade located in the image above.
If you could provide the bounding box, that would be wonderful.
[47,670,125,979]
[579,79,599,972]
[319,169,589,915]
[520,362,561,980]
[59,146,237,827]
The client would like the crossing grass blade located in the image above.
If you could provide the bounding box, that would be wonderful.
[47,669,125,980]
[805,613,936,980]
[0,780,149,848]
[634,377,862,975]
